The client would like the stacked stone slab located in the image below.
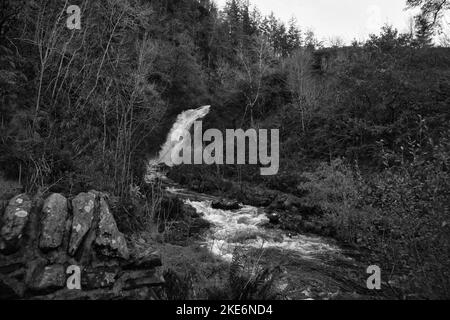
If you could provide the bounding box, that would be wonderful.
[0,191,164,300]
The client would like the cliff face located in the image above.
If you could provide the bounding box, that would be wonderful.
[0,191,164,300]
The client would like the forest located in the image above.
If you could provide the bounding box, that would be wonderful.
[0,0,449,300]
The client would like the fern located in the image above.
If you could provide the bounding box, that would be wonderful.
[228,248,282,300]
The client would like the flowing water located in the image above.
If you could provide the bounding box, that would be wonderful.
[164,186,367,299]
[146,105,211,181]
[149,106,369,299]
[186,199,339,263]
[155,105,210,167]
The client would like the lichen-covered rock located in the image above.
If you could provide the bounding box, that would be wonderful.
[95,198,129,260]
[68,192,96,256]
[0,189,166,300]
[39,193,68,251]
[81,266,118,290]
[0,194,32,254]
[28,263,66,293]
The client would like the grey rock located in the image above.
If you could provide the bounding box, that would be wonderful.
[81,266,118,290]
[211,199,241,211]
[95,198,129,260]
[68,192,96,256]
[28,263,66,293]
[267,212,280,224]
[39,193,68,251]
[0,194,32,254]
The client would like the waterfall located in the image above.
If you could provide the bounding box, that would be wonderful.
[146,105,210,181]
[157,105,210,166]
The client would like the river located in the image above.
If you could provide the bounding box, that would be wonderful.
[148,105,375,299]
[163,185,371,300]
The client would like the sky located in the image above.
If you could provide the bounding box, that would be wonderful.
[215,0,420,44]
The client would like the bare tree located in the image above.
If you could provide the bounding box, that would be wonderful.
[237,35,273,126]
[11,0,165,195]
[286,49,320,133]
[32,0,69,129]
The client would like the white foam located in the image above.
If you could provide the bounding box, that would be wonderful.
[156,105,210,167]
[186,199,339,262]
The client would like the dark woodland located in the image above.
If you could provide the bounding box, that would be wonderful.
[0,0,449,300]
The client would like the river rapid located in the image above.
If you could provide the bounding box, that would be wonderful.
[164,186,371,300]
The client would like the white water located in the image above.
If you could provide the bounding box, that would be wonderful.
[147,107,359,299]
[162,188,358,299]
[157,105,210,167]
[146,105,210,181]
[186,199,340,262]
[149,104,340,264]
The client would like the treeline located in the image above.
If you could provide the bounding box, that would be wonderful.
[0,0,449,193]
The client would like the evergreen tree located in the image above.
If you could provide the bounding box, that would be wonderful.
[415,15,434,47]
[241,0,252,36]
[224,0,242,46]
[287,17,302,52]
[250,7,262,36]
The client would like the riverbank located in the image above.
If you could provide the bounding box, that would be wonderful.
[140,176,395,300]
[162,161,445,299]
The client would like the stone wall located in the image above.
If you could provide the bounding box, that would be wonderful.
[0,191,164,300]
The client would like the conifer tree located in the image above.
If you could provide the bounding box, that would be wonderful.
[415,15,434,47]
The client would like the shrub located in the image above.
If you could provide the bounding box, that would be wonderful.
[298,133,450,298]
[362,133,450,298]
[298,158,376,243]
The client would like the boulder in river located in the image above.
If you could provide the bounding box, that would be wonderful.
[211,199,241,211]
[267,212,280,224]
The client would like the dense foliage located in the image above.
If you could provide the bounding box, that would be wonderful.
[0,0,449,299]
